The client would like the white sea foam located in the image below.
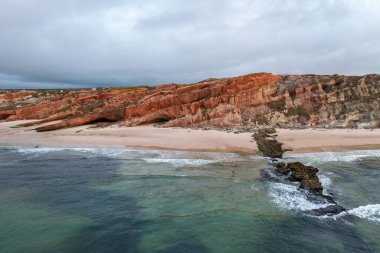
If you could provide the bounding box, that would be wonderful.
[250,184,259,191]
[319,174,332,188]
[318,204,380,224]
[74,148,127,157]
[14,146,237,157]
[13,147,64,160]
[318,173,333,195]
[10,146,244,166]
[269,180,380,223]
[175,174,188,177]
[143,158,214,166]
[268,182,333,211]
[138,149,242,166]
[17,147,63,154]
[348,204,380,223]
[15,147,127,157]
[285,150,380,164]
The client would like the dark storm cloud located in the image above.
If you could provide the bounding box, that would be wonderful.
[0,0,379,88]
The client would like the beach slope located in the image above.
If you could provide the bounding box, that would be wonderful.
[1,121,380,153]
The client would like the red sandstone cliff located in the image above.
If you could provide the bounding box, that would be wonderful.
[0,73,379,131]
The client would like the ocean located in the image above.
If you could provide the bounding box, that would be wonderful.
[0,147,379,253]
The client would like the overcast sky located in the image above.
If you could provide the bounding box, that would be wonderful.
[1,0,379,89]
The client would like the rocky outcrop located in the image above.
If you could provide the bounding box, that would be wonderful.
[34,110,123,132]
[276,162,323,194]
[0,110,15,120]
[0,73,379,131]
[253,128,286,158]
[256,127,345,216]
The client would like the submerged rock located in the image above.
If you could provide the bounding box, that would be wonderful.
[310,204,346,216]
[260,168,281,182]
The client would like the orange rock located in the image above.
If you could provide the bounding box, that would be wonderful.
[1,73,379,130]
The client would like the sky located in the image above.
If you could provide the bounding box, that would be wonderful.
[0,0,380,89]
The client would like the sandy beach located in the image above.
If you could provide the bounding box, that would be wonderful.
[277,128,380,152]
[1,120,380,153]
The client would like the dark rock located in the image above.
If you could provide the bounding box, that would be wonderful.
[275,162,289,175]
[260,169,280,182]
[269,158,279,165]
[321,194,335,203]
[253,128,285,158]
[254,128,345,216]
[300,178,323,194]
[287,162,318,180]
[310,204,346,216]
[286,162,323,194]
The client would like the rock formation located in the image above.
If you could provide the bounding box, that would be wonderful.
[253,128,286,158]
[279,162,323,194]
[256,127,345,216]
[0,73,379,131]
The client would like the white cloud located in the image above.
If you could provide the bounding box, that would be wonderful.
[0,0,379,88]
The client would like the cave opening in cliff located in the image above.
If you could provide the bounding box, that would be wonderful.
[90,117,119,124]
[138,116,171,126]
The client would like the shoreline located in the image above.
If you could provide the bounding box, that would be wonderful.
[1,120,380,154]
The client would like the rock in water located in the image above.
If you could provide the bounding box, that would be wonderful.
[275,162,289,175]
[260,168,281,182]
[253,135,347,216]
[310,204,346,216]
[286,162,323,195]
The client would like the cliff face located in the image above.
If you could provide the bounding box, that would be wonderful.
[1,73,379,131]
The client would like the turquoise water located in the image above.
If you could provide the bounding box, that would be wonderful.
[0,147,379,253]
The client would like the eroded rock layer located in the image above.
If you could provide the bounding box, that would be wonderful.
[1,73,379,131]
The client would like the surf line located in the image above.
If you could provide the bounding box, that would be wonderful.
[253,127,346,216]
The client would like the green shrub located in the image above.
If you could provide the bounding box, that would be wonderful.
[267,98,286,111]
[56,105,71,113]
[82,101,105,113]
[0,103,16,111]
[253,115,270,125]
[285,106,311,120]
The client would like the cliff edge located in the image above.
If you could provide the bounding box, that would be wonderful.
[0,73,379,131]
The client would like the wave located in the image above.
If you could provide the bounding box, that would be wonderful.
[15,147,127,158]
[318,173,333,195]
[347,204,380,223]
[3,146,244,166]
[268,182,333,212]
[318,204,380,224]
[269,182,380,224]
[140,150,242,166]
[285,150,380,164]
[142,158,214,166]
